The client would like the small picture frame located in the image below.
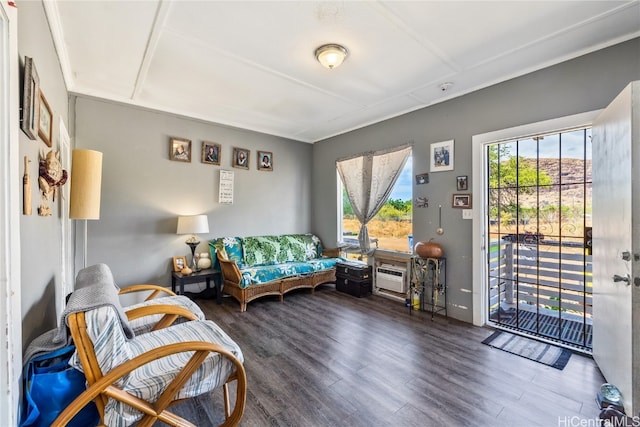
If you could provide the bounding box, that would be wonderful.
[456,175,468,191]
[430,140,454,172]
[232,147,250,169]
[170,137,191,162]
[21,57,40,140]
[38,90,53,147]
[452,194,472,208]
[415,197,429,208]
[173,256,187,272]
[202,141,221,165]
[415,173,429,185]
[257,150,273,171]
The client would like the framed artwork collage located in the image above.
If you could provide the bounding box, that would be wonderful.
[169,137,273,171]
[21,56,54,148]
[414,139,472,209]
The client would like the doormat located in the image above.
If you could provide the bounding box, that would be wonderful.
[482,330,572,370]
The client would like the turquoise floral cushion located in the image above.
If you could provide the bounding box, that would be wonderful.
[238,257,342,288]
[209,237,244,269]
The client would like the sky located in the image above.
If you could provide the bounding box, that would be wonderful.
[507,128,592,160]
[389,155,412,201]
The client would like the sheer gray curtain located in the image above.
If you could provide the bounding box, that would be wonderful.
[337,144,412,254]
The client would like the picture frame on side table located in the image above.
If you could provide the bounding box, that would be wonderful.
[202,141,221,165]
[452,194,472,208]
[170,137,191,162]
[38,90,53,147]
[232,147,250,169]
[257,150,273,171]
[21,56,39,140]
[430,140,454,172]
[173,256,187,272]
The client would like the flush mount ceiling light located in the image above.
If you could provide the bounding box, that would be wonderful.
[315,43,348,69]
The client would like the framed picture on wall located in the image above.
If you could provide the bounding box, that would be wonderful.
[452,193,472,208]
[21,56,39,140]
[170,137,191,162]
[456,175,468,191]
[38,90,53,147]
[430,140,454,172]
[415,173,429,185]
[202,141,221,165]
[257,150,273,171]
[232,147,250,169]
[173,256,187,272]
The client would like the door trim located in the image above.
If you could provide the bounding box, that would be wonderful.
[0,2,21,425]
[471,111,600,327]
[58,118,72,319]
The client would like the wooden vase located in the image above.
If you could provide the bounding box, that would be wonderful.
[414,240,443,258]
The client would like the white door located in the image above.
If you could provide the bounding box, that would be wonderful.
[592,81,640,415]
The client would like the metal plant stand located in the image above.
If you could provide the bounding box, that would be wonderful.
[409,256,447,320]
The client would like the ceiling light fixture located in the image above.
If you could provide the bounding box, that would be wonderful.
[315,43,348,69]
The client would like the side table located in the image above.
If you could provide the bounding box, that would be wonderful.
[171,268,222,304]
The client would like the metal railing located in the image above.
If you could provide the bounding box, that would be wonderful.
[488,239,592,349]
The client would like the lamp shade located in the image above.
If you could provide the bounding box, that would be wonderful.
[176,215,209,235]
[69,149,103,220]
[315,44,348,69]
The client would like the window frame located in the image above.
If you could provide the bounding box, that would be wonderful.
[336,152,413,254]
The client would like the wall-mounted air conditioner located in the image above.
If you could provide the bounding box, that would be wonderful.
[375,265,406,293]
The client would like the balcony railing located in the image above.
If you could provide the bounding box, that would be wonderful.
[488,239,592,349]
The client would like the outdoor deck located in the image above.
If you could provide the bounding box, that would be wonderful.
[489,238,593,352]
[490,304,593,351]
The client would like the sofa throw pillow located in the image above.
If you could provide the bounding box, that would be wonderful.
[210,237,244,269]
[301,234,322,259]
[242,235,312,267]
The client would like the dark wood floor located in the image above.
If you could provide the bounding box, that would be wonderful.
[168,284,605,426]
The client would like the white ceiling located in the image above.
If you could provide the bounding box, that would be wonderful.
[45,1,640,143]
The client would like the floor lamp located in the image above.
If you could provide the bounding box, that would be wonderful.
[69,149,103,269]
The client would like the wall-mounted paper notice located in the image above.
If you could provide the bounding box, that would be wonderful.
[219,170,234,204]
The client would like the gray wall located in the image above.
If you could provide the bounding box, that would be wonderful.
[73,97,312,287]
[312,38,640,323]
[18,1,70,348]
[15,0,640,347]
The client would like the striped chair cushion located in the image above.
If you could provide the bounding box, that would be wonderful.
[125,295,206,335]
[71,306,243,427]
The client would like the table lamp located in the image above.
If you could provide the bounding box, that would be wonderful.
[176,214,209,271]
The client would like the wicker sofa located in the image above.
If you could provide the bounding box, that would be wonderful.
[209,234,342,312]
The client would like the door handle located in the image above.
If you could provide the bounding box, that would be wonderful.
[613,274,630,285]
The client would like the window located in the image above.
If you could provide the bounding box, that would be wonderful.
[338,154,413,255]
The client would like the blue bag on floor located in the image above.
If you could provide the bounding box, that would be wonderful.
[20,345,99,427]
